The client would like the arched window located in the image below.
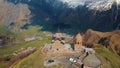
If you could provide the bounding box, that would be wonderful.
[57,48,59,51]
[78,42,80,44]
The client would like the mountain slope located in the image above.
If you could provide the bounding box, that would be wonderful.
[84,29,120,55]
[96,44,120,68]
[5,0,120,33]
[0,0,31,31]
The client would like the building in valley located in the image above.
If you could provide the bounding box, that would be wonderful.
[43,33,85,53]
[51,33,72,52]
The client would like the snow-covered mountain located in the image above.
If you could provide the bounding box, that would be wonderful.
[59,0,120,10]
[6,0,120,11]
[3,0,120,32]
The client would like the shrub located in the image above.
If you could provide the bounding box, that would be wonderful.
[4,56,11,61]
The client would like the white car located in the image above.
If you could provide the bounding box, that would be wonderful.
[69,58,77,63]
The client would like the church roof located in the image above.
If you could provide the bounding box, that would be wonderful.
[75,33,82,40]
[54,33,63,38]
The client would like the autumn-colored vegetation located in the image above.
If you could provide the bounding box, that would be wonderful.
[84,29,120,55]
[8,48,38,66]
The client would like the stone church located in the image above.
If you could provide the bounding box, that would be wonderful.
[50,33,84,53]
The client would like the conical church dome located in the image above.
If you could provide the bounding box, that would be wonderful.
[74,33,82,44]
[75,33,82,40]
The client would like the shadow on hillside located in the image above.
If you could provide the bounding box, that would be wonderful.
[7,0,120,35]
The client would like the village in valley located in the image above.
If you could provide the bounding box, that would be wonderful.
[42,33,101,68]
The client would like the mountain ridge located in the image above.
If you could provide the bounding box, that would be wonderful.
[5,0,120,33]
